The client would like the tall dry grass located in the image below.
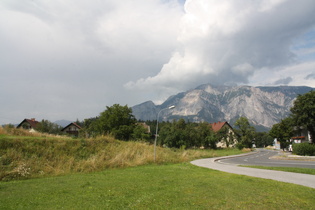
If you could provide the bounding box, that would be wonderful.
[0,126,40,136]
[0,127,243,181]
[0,125,67,138]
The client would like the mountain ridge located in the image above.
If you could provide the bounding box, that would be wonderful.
[132,84,314,131]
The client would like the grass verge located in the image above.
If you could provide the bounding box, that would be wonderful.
[241,165,315,175]
[0,163,314,209]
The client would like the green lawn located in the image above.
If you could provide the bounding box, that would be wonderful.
[1,163,314,209]
[241,165,315,175]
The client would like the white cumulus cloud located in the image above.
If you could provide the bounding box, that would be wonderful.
[126,0,315,100]
[1,0,315,124]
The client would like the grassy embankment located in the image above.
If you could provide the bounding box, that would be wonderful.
[0,126,244,181]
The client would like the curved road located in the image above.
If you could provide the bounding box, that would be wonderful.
[191,149,315,189]
[219,149,315,169]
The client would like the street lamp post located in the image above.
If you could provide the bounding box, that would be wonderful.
[154,105,175,162]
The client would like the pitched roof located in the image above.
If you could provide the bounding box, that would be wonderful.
[210,121,226,132]
[292,136,305,139]
[17,118,39,129]
[61,122,82,131]
[210,121,233,132]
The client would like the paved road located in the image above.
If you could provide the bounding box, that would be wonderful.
[191,151,315,189]
[218,149,315,169]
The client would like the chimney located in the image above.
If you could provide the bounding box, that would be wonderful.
[31,118,35,121]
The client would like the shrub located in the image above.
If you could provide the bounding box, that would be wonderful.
[236,143,244,150]
[292,143,315,156]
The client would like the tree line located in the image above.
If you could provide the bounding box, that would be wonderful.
[76,104,273,149]
[27,104,276,150]
[269,91,315,150]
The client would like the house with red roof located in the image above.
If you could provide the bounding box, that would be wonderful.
[291,125,313,144]
[61,122,82,137]
[17,118,39,132]
[210,121,238,148]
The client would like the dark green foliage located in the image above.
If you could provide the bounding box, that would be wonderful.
[112,125,134,141]
[291,91,315,142]
[234,117,255,148]
[235,143,244,150]
[254,132,274,147]
[205,132,218,149]
[36,119,63,135]
[158,119,219,149]
[269,117,294,150]
[82,104,137,140]
[98,104,136,137]
[196,122,217,149]
[269,91,315,151]
[78,117,98,138]
[132,124,150,141]
[292,143,315,156]
[79,107,153,141]
[159,120,188,148]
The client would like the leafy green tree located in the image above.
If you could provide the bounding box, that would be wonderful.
[166,119,187,148]
[159,120,219,149]
[269,117,294,150]
[290,91,315,143]
[158,121,172,146]
[195,122,217,148]
[88,104,136,140]
[78,117,98,138]
[204,132,218,149]
[36,119,63,135]
[159,119,193,149]
[234,117,255,148]
[132,123,150,141]
[254,132,274,148]
[112,125,134,141]
[183,122,196,148]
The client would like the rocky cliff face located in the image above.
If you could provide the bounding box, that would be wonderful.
[132,84,314,131]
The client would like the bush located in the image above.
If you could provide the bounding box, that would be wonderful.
[236,143,244,150]
[292,143,315,156]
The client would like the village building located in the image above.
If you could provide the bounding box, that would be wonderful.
[61,122,82,137]
[210,121,238,148]
[291,126,313,144]
[274,125,314,151]
[16,118,39,132]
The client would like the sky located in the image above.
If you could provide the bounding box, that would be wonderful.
[1,0,315,125]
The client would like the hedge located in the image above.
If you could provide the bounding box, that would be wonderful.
[292,142,315,156]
